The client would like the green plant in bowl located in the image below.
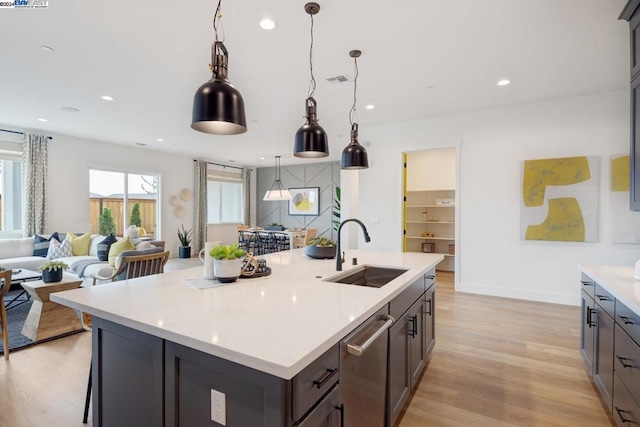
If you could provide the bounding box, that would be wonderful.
[209,243,246,260]
[37,260,70,271]
[305,237,336,259]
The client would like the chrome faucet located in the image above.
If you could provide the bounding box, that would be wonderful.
[336,218,371,271]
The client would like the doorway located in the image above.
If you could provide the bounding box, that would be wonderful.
[402,147,460,289]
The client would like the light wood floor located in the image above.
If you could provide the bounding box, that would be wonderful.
[0,271,613,426]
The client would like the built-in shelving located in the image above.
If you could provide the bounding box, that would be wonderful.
[404,189,455,271]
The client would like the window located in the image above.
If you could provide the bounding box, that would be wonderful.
[89,169,160,237]
[207,165,244,224]
[0,158,23,233]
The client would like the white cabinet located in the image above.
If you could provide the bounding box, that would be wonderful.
[404,190,455,271]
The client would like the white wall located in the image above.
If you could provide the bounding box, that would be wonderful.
[406,148,456,191]
[359,89,639,305]
[47,134,194,257]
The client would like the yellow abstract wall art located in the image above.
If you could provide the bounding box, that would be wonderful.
[611,154,640,244]
[521,156,599,242]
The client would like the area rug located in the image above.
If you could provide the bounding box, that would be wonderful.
[0,289,86,356]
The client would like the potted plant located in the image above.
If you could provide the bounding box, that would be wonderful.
[177,224,193,258]
[265,222,285,231]
[37,260,69,283]
[210,243,246,283]
[305,237,336,259]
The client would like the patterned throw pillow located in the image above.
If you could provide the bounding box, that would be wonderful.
[47,237,73,259]
[97,234,118,262]
[32,232,60,257]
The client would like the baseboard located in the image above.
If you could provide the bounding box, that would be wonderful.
[457,281,579,306]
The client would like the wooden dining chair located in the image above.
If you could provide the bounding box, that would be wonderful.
[0,269,13,360]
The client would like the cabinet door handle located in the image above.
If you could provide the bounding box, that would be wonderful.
[596,294,608,301]
[425,298,433,315]
[406,315,417,338]
[619,315,635,325]
[617,356,634,369]
[615,407,633,424]
[426,275,435,280]
[335,404,344,427]
[312,368,338,389]
[586,307,593,328]
[580,281,594,286]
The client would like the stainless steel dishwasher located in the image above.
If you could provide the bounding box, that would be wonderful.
[340,305,395,427]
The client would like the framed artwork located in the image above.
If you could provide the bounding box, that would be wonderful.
[288,187,320,216]
[520,155,599,242]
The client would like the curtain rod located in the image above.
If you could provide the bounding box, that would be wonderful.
[0,128,53,140]
[194,159,251,171]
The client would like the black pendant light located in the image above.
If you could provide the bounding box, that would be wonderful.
[341,50,369,169]
[191,0,247,135]
[294,2,329,158]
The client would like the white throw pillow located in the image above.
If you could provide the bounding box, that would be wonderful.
[47,237,73,259]
[135,241,153,250]
[124,225,139,239]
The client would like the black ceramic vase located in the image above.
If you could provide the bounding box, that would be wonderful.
[42,269,63,283]
[179,246,191,259]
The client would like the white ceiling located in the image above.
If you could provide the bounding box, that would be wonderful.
[0,0,630,167]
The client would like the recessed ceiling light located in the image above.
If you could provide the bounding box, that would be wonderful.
[41,46,54,52]
[156,138,164,142]
[497,79,511,86]
[259,157,265,160]
[37,118,48,122]
[259,18,276,30]
[365,105,375,110]
[61,106,80,112]
[101,95,114,101]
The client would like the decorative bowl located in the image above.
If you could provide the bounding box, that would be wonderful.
[304,245,336,259]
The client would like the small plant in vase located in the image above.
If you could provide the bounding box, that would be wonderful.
[37,260,69,283]
[177,224,193,258]
[210,243,246,283]
[305,237,337,259]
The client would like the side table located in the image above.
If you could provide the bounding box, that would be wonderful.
[21,278,85,341]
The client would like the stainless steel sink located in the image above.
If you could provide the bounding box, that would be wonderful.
[325,266,408,288]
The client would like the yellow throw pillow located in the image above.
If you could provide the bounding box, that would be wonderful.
[67,232,91,256]
[108,236,135,267]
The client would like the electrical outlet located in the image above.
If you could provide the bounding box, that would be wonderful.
[211,389,226,425]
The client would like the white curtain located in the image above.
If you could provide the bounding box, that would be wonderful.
[193,160,208,253]
[22,133,48,236]
[243,168,251,225]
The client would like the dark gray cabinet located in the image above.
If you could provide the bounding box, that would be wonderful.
[620,1,640,210]
[581,288,596,374]
[387,272,434,427]
[92,317,164,427]
[593,302,614,410]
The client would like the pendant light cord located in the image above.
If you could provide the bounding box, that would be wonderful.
[307,13,317,99]
[212,0,225,43]
[349,55,359,126]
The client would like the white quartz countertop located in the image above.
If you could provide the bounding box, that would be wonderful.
[52,249,443,379]
[579,264,640,315]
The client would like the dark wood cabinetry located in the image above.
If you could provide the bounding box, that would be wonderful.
[580,269,640,423]
[620,1,640,210]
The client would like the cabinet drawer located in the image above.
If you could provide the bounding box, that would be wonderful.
[390,276,424,320]
[580,273,595,299]
[615,300,640,345]
[614,371,640,426]
[292,344,339,421]
[594,283,615,319]
[615,324,640,404]
[424,269,435,292]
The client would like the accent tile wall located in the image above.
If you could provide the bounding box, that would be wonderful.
[257,162,340,241]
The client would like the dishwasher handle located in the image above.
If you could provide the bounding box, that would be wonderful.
[346,314,395,356]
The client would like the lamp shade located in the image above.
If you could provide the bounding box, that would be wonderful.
[191,78,247,135]
[294,122,329,158]
[294,97,329,158]
[341,123,368,169]
[263,188,292,201]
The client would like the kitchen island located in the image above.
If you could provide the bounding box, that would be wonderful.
[53,249,443,427]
